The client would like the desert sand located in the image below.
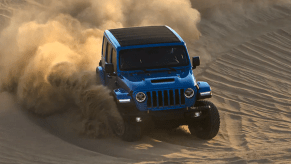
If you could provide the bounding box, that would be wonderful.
[0,0,290,163]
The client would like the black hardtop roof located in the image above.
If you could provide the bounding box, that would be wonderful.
[108,26,181,47]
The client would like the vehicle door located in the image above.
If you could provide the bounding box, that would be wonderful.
[98,36,108,85]
[105,45,117,90]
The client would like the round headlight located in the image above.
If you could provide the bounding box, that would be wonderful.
[184,88,194,98]
[136,92,146,102]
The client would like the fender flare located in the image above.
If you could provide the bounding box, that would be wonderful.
[96,66,106,86]
[197,81,212,99]
[112,88,132,104]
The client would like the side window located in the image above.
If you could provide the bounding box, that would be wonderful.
[111,48,117,72]
[102,36,106,57]
[105,42,111,63]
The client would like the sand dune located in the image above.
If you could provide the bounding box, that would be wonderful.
[0,0,291,163]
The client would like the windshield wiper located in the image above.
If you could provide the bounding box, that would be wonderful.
[167,67,177,72]
[132,69,150,75]
[142,69,151,73]
[134,68,176,75]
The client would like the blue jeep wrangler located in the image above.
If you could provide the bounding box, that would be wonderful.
[97,26,220,141]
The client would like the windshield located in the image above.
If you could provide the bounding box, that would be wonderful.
[119,46,189,71]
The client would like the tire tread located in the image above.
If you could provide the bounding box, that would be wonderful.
[188,100,220,140]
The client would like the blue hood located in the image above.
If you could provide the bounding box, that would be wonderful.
[117,68,196,92]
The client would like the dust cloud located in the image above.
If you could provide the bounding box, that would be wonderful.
[0,0,200,137]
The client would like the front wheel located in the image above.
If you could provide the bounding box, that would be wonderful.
[188,100,220,140]
[110,118,142,142]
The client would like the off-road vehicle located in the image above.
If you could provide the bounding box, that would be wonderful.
[96,26,220,141]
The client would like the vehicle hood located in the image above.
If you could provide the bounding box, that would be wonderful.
[117,68,196,92]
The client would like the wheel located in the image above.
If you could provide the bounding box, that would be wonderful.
[188,100,220,140]
[109,97,142,142]
[110,117,142,142]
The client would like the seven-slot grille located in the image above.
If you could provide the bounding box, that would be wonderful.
[146,89,185,108]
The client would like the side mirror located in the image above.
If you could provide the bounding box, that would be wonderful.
[192,56,200,69]
[105,63,114,74]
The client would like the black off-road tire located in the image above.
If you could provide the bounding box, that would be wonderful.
[188,100,220,140]
[110,118,142,142]
[109,96,142,142]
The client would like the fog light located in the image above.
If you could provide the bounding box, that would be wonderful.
[136,117,142,122]
[194,112,201,117]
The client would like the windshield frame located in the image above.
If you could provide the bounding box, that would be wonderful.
[118,45,190,71]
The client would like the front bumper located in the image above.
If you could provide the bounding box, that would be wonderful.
[121,105,210,124]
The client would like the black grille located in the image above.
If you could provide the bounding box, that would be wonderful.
[146,89,185,108]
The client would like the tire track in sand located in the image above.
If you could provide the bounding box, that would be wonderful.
[201,28,291,155]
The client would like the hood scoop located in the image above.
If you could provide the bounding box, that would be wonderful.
[151,78,175,83]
